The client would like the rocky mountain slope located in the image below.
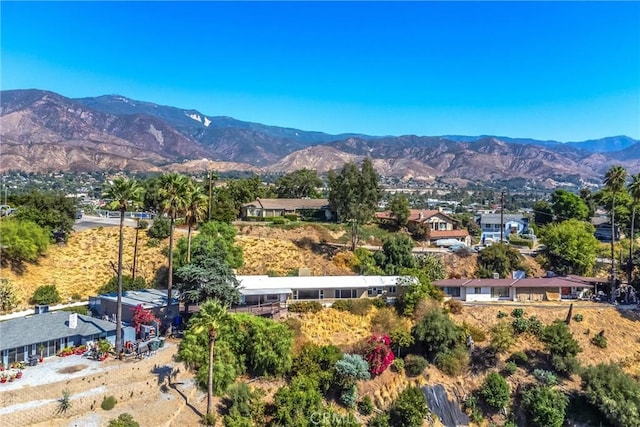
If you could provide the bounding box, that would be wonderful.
[1,89,638,180]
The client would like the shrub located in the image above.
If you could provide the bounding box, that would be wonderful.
[590,332,607,348]
[490,322,515,354]
[146,237,160,248]
[404,354,428,377]
[528,316,543,336]
[288,301,323,313]
[391,358,405,373]
[533,369,558,385]
[541,321,582,376]
[284,214,298,222]
[98,275,147,294]
[101,395,117,410]
[371,308,403,334]
[224,383,266,424]
[388,387,429,427]
[368,413,390,427]
[512,317,529,335]
[0,278,18,312]
[412,307,464,356]
[572,313,584,322]
[371,297,388,309]
[444,299,463,314]
[335,354,371,388]
[272,218,286,225]
[508,351,529,365]
[200,413,218,426]
[358,395,374,415]
[522,385,568,427]
[511,308,524,318]
[462,322,486,342]
[31,284,61,305]
[58,389,72,413]
[61,305,89,315]
[137,220,149,230]
[108,413,140,427]
[504,361,517,376]
[435,345,469,376]
[291,343,342,394]
[581,363,640,427]
[332,299,373,316]
[147,216,171,239]
[363,335,394,376]
[464,395,484,424]
[340,384,358,408]
[497,310,507,319]
[480,372,510,409]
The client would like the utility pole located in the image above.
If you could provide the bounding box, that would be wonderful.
[500,190,505,243]
[208,170,213,221]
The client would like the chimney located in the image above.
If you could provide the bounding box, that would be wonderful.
[492,272,500,280]
[68,313,78,329]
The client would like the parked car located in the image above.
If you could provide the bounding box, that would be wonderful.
[448,243,468,252]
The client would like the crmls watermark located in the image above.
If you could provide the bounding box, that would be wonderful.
[309,411,358,426]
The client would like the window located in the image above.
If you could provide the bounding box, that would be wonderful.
[335,289,359,299]
[491,287,510,298]
[368,288,376,296]
[389,286,396,294]
[443,287,461,297]
[474,287,482,294]
[319,290,324,300]
[297,289,320,300]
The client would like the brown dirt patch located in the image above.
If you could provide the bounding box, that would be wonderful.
[57,364,88,374]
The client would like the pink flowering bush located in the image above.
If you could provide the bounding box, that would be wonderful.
[363,334,395,376]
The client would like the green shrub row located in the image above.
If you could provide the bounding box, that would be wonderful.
[288,301,323,313]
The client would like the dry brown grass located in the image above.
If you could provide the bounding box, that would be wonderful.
[0,226,168,308]
[298,307,374,348]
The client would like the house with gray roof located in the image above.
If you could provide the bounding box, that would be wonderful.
[241,198,333,221]
[90,288,179,325]
[0,311,117,366]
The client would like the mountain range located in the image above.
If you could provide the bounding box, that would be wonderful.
[1,89,638,184]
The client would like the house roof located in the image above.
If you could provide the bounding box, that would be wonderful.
[434,277,595,289]
[236,275,405,291]
[98,289,178,309]
[242,198,329,210]
[375,209,455,223]
[430,229,469,239]
[0,311,116,351]
[478,214,528,225]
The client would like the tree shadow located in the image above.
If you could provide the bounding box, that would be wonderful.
[292,237,341,257]
[151,364,203,418]
[617,306,640,323]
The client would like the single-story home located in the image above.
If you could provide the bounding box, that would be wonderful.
[241,198,333,220]
[434,276,597,302]
[0,311,117,365]
[375,209,471,246]
[90,289,179,326]
[236,275,408,306]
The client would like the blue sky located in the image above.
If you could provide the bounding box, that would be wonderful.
[1,1,639,141]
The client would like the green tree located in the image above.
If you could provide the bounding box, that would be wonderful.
[352,248,384,275]
[521,385,568,427]
[540,219,599,275]
[550,189,589,221]
[374,234,416,274]
[395,272,441,316]
[271,375,324,427]
[412,307,463,357]
[31,284,61,305]
[175,257,241,314]
[533,200,554,226]
[147,216,171,239]
[291,343,343,394]
[103,176,144,355]
[210,187,238,223]
[157,172,190,335]
[627,173,640,283]
[184,181,209,264]
[0,278,18,312]
[477,243,524,278]
[604,165,628,291]
[328,158,382,250]
[581,363,640,427]
[185,300,227,418]
[579,187,597,218]
[490,321,516,354]
[107,413,140,427]
[388,386,429,427]
[14,191,77,240]
[388,193,410,228]
[225,176,272,216]
[275,168,323,199]
[480,372,510,409]
[415,253,447,282]
[224,383,266,427]
[176,221,244,269]
[0,219,49,271]
[541,321,582,375]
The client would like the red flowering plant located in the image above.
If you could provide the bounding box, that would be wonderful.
[363,334,395,376]
[131,304,160,334]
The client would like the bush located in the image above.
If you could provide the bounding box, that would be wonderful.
[363,335,394,376]
[511,308,524,318]
[464,395,484,424]
[137,220,149,230]
[533,369,558,385]
[31,284,61,305]
[146,237,160,248]
[404,354,428,377]
[272,218,286,225]
[412,307,464,356]
[590,332,607,348]
[512,317,529,335]
[97,275,147,294]
[462,322,486,342]
[335,354,371,388]
[58,389,72,413]
[435,345,469,376]
[288,301,323,313]
[388,387,429,427]
[581,363,640,427]
[497,310,507,319]
[368,413,390,427]
[572,313,584,322]
[61,305,89,315]
[541,321,582,376]
[147,216,171,239]
[522,385,568,427]
[528,316,543,336]
[490,322,515,354]
[331,299,373,315]
[291,343,342,394]
[508,351,529,365]
[504,361,517,376]
[108,413,140,427]
[444,299,463,314]
[480,372,510,409]
[101,395,117,411]
[284,214,298,222]
[340,384,358,408]
[201,413,218,426]
[391,358,405,373]
[358,395,374,415]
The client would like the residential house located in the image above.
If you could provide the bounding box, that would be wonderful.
[375,209,471,246]
[591,216,621,242]
[236,275,409,306]
[0,311,117,365]
[90,289,179,326]
[241,198,333,220]
[434,275,597,302]
[475,213,530,242]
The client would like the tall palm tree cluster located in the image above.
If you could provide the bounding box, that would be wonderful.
[103,173,208,354]
[603,166,640,295]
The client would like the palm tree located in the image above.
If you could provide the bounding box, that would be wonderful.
[184,182,209,264]
[188,300,227,418]
[103,177,143,355]
[158,172,190,335]
[604,165,627,296]
[627,173,640,283]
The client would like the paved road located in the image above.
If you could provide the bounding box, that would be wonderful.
[73,215,138,232]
